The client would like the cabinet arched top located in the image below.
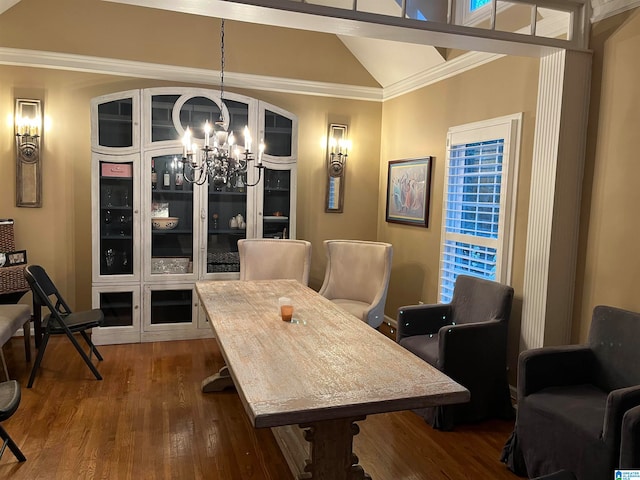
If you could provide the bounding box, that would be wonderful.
[91,87,297,164]
[91,90,141,155]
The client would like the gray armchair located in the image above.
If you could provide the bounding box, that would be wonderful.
[397,275,514,430]
[501,305,640,480]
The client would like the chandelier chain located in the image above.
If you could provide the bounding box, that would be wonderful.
[181,17,264,187]
[220,19,225,109]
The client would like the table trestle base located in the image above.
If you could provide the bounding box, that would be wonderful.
[272,417,371,480]
[201,365,235,392]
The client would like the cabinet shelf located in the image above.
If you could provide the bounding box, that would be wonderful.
[151,229,192,235]
[101,175,133,181]
[101,235,133,240]
[151,189,193,195]
[101,206,132,211]
[209,191,248,197]
[209,229,246,235]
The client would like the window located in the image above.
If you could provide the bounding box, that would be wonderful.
[438,114,521,302]
[470,0,491,11]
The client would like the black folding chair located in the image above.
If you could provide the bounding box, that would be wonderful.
[24,265,104,388]
[0,380,25,462]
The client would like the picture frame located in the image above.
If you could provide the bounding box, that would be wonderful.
[0,250,27,267]
[385,157,433,227]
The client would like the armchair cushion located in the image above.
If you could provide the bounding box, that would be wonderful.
[397,334,439,367]
[330,299,371,323]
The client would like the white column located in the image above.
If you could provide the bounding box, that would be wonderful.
[521,49,592,350]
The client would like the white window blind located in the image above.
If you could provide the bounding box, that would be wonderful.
[439,114,521,303]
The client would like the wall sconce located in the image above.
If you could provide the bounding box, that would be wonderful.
[325,124,351,213]
[15,99,42,207]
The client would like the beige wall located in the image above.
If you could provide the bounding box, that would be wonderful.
[0,0,378,88]
[378,55,539,379]
[573,8,640,342]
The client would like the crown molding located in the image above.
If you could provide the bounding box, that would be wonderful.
[591,0,640,22]
[0,47,383,102]
[383,50,504,100]
[0,46,508,102]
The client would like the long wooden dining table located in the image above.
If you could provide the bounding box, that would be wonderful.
[196,279,469,480]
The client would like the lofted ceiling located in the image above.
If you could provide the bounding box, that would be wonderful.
[2,0,638,89]
[0,0,448,88]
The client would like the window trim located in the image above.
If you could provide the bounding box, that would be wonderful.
[438,113,522,301]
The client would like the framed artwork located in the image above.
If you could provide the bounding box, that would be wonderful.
[385,157,433,227]
[0,250,27,267]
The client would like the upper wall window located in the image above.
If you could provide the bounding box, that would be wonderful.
[470,0,491,11]
[438,113,521,303]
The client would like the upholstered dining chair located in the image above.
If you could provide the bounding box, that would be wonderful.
[501,305,640,480]
[396,274,514,430]
[238,239,312,286]
[318,239,393,328]
[24,265,104,388]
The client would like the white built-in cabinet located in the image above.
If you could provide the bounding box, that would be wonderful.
[90,88,298,345]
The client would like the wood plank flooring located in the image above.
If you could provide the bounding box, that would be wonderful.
[0,336,519,479]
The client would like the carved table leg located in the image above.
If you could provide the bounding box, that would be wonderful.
[298,416,371,480]
[201,365,235,392]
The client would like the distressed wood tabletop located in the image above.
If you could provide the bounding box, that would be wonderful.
[196,279,469,429]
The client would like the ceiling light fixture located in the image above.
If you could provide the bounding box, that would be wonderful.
[181,19,264,187]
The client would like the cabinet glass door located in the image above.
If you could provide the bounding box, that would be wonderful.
[92,285,141,346]
[100,161,134,276]
[142,284,198,339]
[150,288,192,325]
[98,98,133,148]
[91,90,140,154]
[100,291,134,327]
[206,179,246,274]
[262,168,291,239]
[150,153,195,276]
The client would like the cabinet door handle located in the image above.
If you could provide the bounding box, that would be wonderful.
[201,209,206,220]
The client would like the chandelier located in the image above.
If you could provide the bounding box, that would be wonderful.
[182,19,264,187]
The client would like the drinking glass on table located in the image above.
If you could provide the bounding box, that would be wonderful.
[278,297,293,322]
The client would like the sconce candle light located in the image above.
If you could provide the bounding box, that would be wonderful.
[325,124,351,213]
[15,98,43,207]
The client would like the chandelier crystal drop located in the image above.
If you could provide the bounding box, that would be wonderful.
[182,19,264,187]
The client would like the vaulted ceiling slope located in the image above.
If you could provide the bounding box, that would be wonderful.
[1,0,639,95]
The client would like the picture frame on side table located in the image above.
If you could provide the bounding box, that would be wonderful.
[0,250,27,267]
[385,157,433,227]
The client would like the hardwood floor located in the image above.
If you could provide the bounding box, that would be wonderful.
[0,336,518,479]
